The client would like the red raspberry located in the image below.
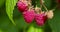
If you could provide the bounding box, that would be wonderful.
[23,9,35,23]
[35,13,47,26]
[17,1,28,12]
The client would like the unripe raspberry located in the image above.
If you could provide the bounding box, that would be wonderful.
[23,9,35,23]
[47,10,54,19]
[17,1,28,12]
[35,12,47,26]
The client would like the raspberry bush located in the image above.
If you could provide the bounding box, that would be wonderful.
[0,0,60,32]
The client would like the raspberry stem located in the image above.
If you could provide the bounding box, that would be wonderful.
[40,0,48,12]
[42,4,48,12]
[40,0,43,8]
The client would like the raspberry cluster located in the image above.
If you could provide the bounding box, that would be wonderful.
[17,0,54,26]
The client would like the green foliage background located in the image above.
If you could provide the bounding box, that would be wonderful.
[0,0,60,32]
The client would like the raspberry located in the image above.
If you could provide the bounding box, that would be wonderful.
[23,9,35,23]
[17,1,28,12]
[35,12,47,26]
[47,10,54,19]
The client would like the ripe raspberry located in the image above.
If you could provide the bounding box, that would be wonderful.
[17,1,28,12]
[23,9,35,23]
[35,12,47,26]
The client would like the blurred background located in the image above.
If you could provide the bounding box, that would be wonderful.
[0,0,60,32]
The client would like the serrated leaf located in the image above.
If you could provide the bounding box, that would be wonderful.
[6,0,18,25]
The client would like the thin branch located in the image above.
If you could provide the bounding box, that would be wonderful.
[40,0,48,11]
[42,4,48,11]
[40,0,43,8]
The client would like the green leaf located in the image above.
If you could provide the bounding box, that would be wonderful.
[35,27,44,32]
[0,29,2,32]
[0,8,18,32]
[48,9,60,32]
[44,21,52,32]
[27,23,44,32]
[13,6,29,29]
[44,0,52,9]
[6,0,18,25]
[0,0,5,8]
[27,25,35,32]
